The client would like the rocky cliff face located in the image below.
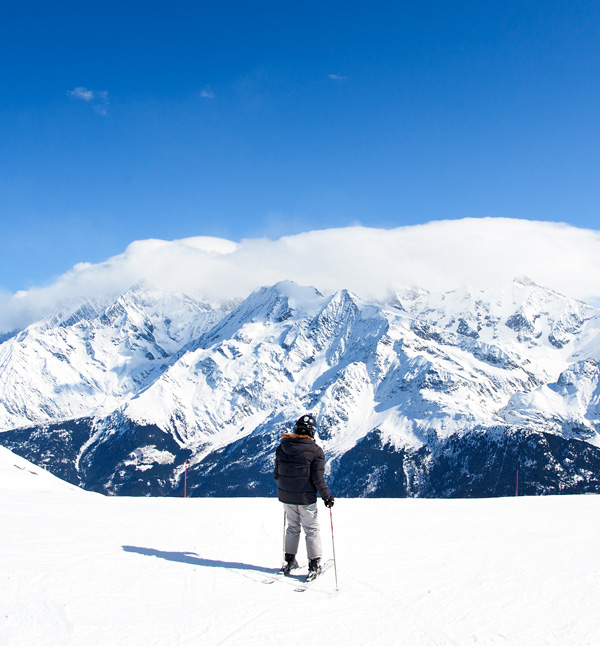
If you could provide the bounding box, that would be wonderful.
[1,278,600,497]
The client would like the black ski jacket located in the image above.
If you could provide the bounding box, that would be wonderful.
[273,434,332,505]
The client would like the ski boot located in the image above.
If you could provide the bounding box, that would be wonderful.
[306,557,321,582]
[279,553,299,576]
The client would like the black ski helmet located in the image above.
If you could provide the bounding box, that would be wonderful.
[295,414,317,437]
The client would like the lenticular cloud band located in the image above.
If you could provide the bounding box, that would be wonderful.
[2,218,600,332]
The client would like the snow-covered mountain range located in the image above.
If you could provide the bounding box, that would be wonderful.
[1,277,600,497]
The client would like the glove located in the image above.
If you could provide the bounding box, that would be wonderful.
[323,495,335,508]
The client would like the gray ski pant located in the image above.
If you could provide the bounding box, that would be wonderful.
[283,502,322,560]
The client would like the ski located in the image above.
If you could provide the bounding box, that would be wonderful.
[261,559,334,590]
[294,559,334,592]
[261,572,293,585]
[261,562,302,585]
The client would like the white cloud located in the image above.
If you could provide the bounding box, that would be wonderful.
[1,219,600,332]
[68,87,109,114]
[68,86,95,101]
[200,87,215,99]
[328,74,346,81]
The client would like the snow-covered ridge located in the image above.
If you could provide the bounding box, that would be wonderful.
[0,281,232,430]
[1,277,600,496]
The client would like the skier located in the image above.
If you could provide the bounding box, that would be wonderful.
[273,414,335,580]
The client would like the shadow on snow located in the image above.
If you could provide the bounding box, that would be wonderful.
[122,545,278,575]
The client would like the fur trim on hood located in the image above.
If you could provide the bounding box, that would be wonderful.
[281,433,314,441]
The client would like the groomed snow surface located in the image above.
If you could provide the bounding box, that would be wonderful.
[2,447,600,646]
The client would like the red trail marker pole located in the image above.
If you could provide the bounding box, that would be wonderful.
[516,469,519,497]
[184,460,188,498]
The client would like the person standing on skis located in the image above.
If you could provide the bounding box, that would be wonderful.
[273,414,335,578]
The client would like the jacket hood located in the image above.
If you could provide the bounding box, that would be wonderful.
[281,433,314,441]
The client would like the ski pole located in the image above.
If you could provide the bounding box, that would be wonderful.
[329,506,339,592]
[282,510,287,562]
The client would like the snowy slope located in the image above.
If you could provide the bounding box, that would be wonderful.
[1,278,600,497]
[2,448,600,646]
[0,445,84,494]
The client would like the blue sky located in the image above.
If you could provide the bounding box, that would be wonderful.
[2,1,599,293]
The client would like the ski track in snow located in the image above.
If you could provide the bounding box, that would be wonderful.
[3,452,600,646]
